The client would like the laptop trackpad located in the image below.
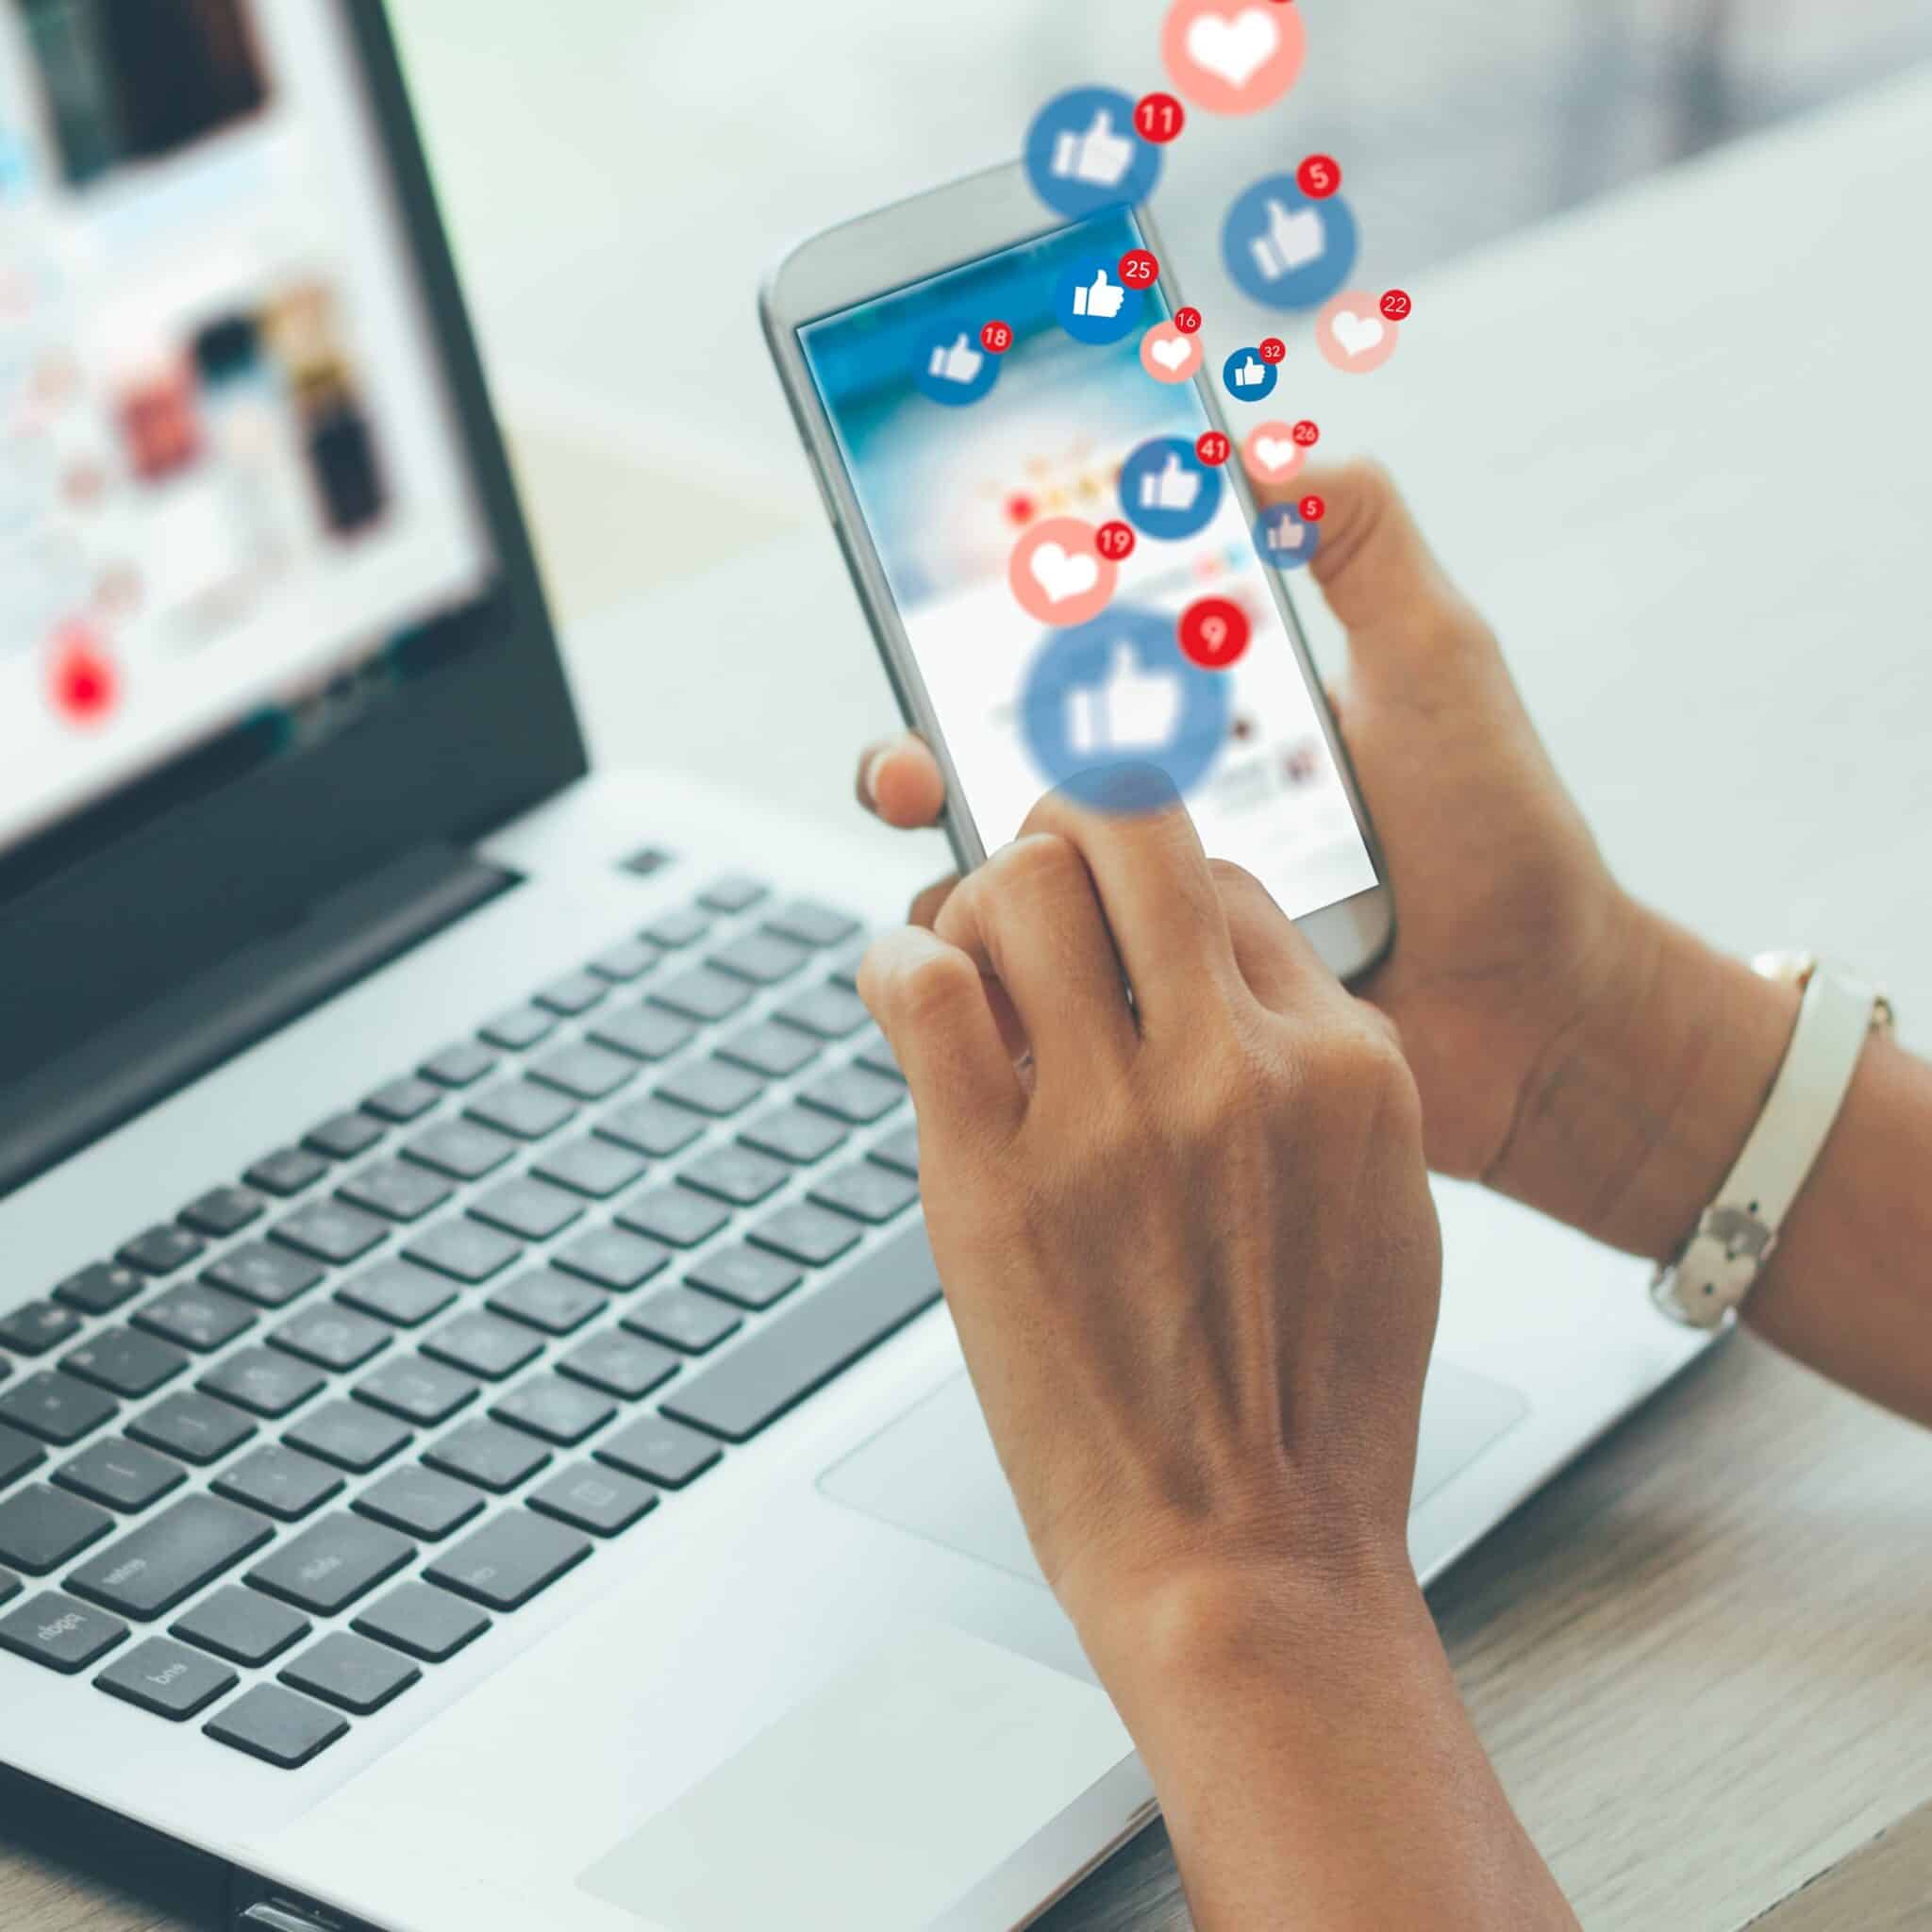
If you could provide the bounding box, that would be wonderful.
[576,1623,1129,1932]
[818,1362,1530,1587]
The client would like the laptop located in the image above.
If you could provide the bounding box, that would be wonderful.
[0,6,1714,1928]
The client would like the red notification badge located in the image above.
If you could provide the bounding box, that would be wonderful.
[1095,520,1138,561]
[1119,249,1159,288]
[1134,92,1186,144]
[1194,431,1231,468]
[1178,597,1251,671]
[1379,289,1412,321]
[1298,494,1326,523]
[1291,419,1320,447]
[1173,306,1203,335]
[1258,337,1286,364]
[1297,154,1341,199]
[979,320,1013,354]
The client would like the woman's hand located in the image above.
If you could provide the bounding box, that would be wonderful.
[858,787,1577,1931]
[858,461,1641,1199]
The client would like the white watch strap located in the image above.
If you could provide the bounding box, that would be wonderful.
[1652,963,1879,1327]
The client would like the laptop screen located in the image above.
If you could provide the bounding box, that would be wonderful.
[0,0,495,859]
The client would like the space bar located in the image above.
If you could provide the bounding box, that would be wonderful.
[663,1222,941,1442]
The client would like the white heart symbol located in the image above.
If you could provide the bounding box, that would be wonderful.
[1186,8,1279,90]
[1151,336,1191,371]
[1030,541,1101,604]
[1253,437,1296,473]
[1332,310,1387,358]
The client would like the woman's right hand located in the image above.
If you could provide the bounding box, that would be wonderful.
[858,460,1651,1209]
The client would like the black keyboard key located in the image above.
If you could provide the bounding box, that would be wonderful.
[63,1328,188,1399]
[468,1176,583,1241]
[678,1145,790,1208]
[488,1269,605,1336]
[686,1244,803,1310]
[244,1148,328,1197]
[708,930,810,986]
[404,1220,523,1284]
[133,1283,256,1353]
[425,1420,550,1493]
[339,1258,458,1327]
[246,1511,415,1616]
[530,1464,657,1538]
[588,937,659,984]
[128,1392,256,1465]
[747,1204,861,1268]
[353,1467,486,1541]
[464,1080,576,1142]
[0,1485,111,1573]
[596,1097,704,1159]
[774,984,871,1041]
[594,1416,722,1490]
[533,1135,648,1200]
[403,1118,518,1181]
[827,940,869,989]
[643,905,712,948]
[280,1630,419,1715]
[96,1636,237,1720]
[739,1105,848,1166]
[697,874,768,914]
[338,1158,454,1224]
[479,1003,556,1050]
[55,1440,184,1513]
[649,966,752,1024]
[198,1348,326,1419]
[655,1058,764,1119]
[352,1581,489,1662]
[53,1262,144,1315]
[0,1566,16,1605]
[590,1003,695,1064]
[304,1110,386,1161]
[869,1124,921,1176]
[534,969,608,1016]
[272,1200,390,1266]
[0,1422,43,1488]
[797,1066,904,1125]
[117,1225,206,1276]
[354,1357,477,1426]
[212,1444,344,1522]
[203,1242,325,1309]
[0,1371,119,1445]
[178,1186,266,1239]
[363,1075,441,1124]
[666,1221,940,1442]
[765,899,861,948]
[71,1493,274,1619]
[716,1021,821,1079]
[553,1227,670,1292]
[205,1684,346,1768]
[809,1160,920,1225]
[853,1029,906,1083]
[423,1313,542,1381]
[0,1591,127,1674]
[171,1586,308,1667]
[558,1333,679,1402]
[425,1510,591,1611]
[528,1041,635,1102]
[491,1375,616,1447]
[283,1401,413,1474]
[0,1301,82,1357]
[421,1041,498,1089]
[616,1188,730,1250]
[271,1304,391,1372]
[623,1289,741,1355]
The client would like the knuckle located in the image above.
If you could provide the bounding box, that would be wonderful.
[893,947,983,1032]
[984,832,1085,906]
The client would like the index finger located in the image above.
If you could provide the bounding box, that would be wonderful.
[857,731,946,829]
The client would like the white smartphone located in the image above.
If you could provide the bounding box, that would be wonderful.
[761,163,1394,983]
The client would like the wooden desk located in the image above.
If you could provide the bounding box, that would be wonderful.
[8,60,1932,1932]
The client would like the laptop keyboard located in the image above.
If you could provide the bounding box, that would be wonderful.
[0,875,934,1770]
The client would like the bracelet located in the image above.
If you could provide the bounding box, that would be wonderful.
[1651,953,1893,1330]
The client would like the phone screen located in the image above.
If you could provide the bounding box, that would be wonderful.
[798,209,1378,923]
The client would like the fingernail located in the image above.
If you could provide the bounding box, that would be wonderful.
[862,747,893,806]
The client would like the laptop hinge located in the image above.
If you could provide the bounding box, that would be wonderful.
[0,843,515,1198]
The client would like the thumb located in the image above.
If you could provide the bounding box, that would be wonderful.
[950,334,970,352]
[1090,268,1110,287]
[1089,109,1115,137]
[1260,459,1491,684]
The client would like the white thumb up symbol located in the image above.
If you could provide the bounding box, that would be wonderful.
[1233,356,1265,388]
[1071,269,1125,321]
[1250,199,1326,280]
[926,333,985,385]
[1139,453,1201,514]
[1067,644,1183,758]
[1267,516,1306,551]
[1050,108,1134,190]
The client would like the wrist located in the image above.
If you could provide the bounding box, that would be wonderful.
[1489,894,1799,1262]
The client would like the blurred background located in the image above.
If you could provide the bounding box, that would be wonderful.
[386,0,1932,625]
